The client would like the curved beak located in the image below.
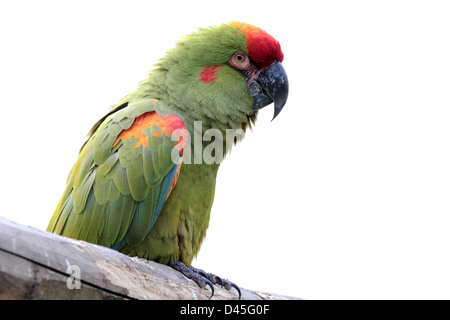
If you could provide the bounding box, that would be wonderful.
[249,62,289,120]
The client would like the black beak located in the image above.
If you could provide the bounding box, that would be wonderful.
[249,62,289,120]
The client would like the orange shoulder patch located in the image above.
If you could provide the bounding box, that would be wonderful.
[113,112,187,149]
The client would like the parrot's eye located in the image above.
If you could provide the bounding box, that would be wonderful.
[229,51,250,69]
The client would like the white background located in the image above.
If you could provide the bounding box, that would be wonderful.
[1,0,449,299]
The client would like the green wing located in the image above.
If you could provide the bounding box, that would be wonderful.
[47,99,185,250]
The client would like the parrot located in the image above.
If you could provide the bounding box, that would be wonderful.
[47,21,288,298]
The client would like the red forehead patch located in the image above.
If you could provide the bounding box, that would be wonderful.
[230,22,284,70]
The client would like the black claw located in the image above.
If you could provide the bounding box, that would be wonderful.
[213,276,224,286]
[205,279,215,299]
[211,276,241,300]
[230,281,242,300]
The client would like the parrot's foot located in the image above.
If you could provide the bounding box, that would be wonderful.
[173,261,241,300]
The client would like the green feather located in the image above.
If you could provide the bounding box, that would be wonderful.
[113,195,136,246]
[112,165,130,195]
[125,191,158,246]
[52,197,73,234]
[77,190,106,242]
[98,195,127,246]
[97,152,119,177]
[73,170,95,214]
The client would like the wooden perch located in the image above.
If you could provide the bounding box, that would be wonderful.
[0,217,297,300]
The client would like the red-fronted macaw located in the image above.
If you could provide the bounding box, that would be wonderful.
[47,21,288,298]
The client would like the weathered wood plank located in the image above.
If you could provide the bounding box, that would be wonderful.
[0,217,296,300]
[0,250,123,300]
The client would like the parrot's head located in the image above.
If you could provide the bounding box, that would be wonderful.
[154,22,288,133]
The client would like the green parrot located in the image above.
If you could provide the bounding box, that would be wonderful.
[47,21,288,298]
